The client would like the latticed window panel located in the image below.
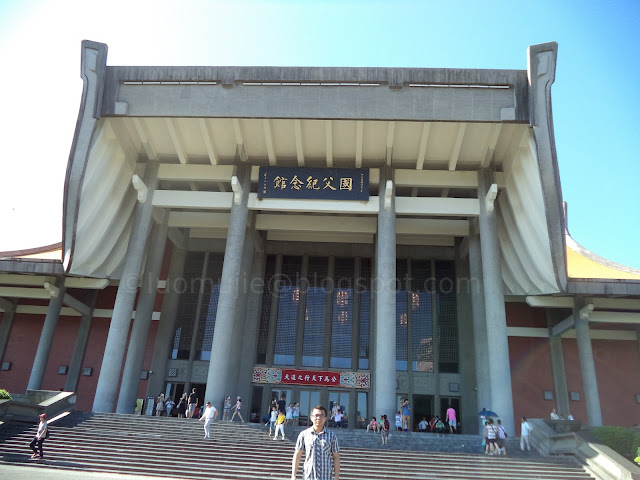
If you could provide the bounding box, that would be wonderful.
[196,254,224,360]
[274,256,303,365]
[396,259,409,371]
[436,261,458,373]
[256,255,276,364]
[171,252,205,360]
[358,258,371,370]
[330,258,354,369]
[412,259,433,372]
[302,257,328,367]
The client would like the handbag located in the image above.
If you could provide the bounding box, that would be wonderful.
[45,427,50,439]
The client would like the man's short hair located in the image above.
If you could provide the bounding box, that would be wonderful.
[206,402,211,406]
[312,405,327,416]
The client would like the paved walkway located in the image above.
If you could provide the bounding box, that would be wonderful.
[0,464,184,480]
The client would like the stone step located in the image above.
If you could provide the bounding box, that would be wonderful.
[0,412,593,480]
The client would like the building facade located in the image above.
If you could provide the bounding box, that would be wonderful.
[1,41,639,435]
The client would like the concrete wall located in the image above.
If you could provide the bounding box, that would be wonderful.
[0,290,159,412]
[507,302,640,430]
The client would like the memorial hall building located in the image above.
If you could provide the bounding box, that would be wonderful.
[1,40,639,435]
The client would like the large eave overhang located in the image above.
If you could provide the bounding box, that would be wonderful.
[62,41,568,294]
[101,65,530,122]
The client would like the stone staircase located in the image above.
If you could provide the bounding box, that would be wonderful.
[0,412,595,479]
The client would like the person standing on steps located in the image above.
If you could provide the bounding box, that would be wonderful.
[293,402,300,426]
[496,419,507,455]
[155,393,165,417]
[380,415,390,445]
[285,403,294,426]
[165,397,175,417]
[268,405,279,436]
[223,395,232,421]
[176,393,187,418]
[395,410,402,431]
[230,396,244,422]
[187,388,198,419]
[29,413,48,460]
[401,398,411,431]
[274,408,286,440]
[445,405,457,434]
[520,417,532,452]
[291,405,340,480]
[199,401,218,439]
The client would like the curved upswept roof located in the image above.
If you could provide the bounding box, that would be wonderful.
[0,243,62,261]
[566,234,640,281]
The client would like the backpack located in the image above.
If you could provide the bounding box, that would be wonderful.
[45,427,50,439]
[384,419,390,431]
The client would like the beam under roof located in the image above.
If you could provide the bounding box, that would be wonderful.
[157,164,234,182]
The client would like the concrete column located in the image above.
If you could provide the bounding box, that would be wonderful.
[477,168,515,435]
[237,236,266,411]
[546,310,570,418]
[204,162,251,408]
[468,229,491,427]
[455,240,480,434]
[373,165,396,421]
[0,299,17,363]
[225,222,258,401]
[28,279,66,390]
[117,217,169,413]
[93,162,159,412]
[574,298,602,426]
[147,245,187,398]
[65,290,99,392]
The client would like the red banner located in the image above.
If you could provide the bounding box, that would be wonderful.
[281,369,340,386]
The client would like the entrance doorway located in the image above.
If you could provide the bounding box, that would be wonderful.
[413,394,434,431]
[440,396,461,433]
[251,386,264,423]
[298,390,321,427]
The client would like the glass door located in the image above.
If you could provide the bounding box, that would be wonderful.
[299,389,321,427]
[328,391,350,428]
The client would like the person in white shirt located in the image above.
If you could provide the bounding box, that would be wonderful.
[418,417,428,432]
[165,398,175,417]
[334,411,343,428]
[520,417,531,451]
[550,408,562,420]
[268,406,279,436]
[29,413,48,459]
[199,402,218,439]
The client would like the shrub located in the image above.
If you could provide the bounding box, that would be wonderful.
[591,426,637,459]
[0,389,11,400]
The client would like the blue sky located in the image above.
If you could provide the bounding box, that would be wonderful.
[0,0,638,269]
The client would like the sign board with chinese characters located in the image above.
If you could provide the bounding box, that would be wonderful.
[252,366,371,389]
[258,167,369,201]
